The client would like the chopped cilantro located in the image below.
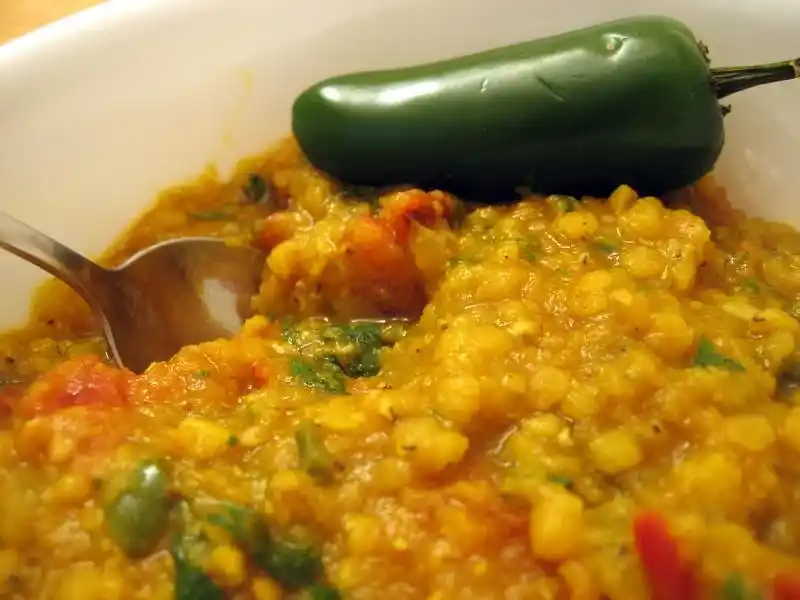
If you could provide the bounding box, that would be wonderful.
[305,585,343,600]
[547,474,574,488]
[295,420,335,482]
[282,322,303,347]
[343,350,381,378]
[592,239,618,254]
[718,572,763,600]
[171,535,224,600]
[331,322,383,348]
[241,173,269,204]
[551,194,579,213]
[265,539,323,590]
[195,369,211,378]
[208,503,323,589]
[284,320,401,385]
[226,434,239,448]
[519,244,537,262]
[323,322,385,378]
[290,356,346,394]
[739,277,760,294]
[208,503,271,561]
[692,335,745,372]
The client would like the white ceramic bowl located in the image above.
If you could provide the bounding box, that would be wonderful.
[0,0,798,326]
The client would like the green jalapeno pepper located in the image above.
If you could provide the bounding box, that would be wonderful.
[292,15,799,199]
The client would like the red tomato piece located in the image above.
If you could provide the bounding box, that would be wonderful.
[346,215,405,271]
[251,362,271,387]
[342,215,427,317]
[256,211,300,250]
[633,510,698,600]
[20,355,131,417]
[774,573,800,600]
[378,189,455,244]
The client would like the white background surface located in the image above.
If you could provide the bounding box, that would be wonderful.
[0,0,798,324]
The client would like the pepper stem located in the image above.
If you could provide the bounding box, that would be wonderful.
[712,58,799,99]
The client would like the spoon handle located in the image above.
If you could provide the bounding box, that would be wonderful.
[0,211,107,304]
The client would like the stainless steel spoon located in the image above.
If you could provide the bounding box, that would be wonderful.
[0,211,266,374]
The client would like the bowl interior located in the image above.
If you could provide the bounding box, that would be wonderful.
[0,0,798,325]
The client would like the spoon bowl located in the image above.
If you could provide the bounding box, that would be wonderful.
[0,211,266,373]
[95,238,265,373]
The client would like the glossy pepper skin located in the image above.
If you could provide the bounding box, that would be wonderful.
[294,16,800,199]
[293,16,724,199]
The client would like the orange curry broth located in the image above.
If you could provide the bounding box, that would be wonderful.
[0,137,799,600]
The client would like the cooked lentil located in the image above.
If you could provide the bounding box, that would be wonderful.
[0,137,799,600]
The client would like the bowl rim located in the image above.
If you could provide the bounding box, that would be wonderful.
[0,0,164,68]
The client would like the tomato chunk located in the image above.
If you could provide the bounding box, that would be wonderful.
[342,215,427,317]
[774,573,800,600]
[377,189,455,244]
[256,211,303,250]
[251,362,271,388]
[346,214,407,274]
[20,355,131,417]
[633,510,698,600]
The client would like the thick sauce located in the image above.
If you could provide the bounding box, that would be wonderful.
[0,138,799,600]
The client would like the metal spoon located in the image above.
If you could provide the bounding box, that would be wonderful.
[0,211,266,374]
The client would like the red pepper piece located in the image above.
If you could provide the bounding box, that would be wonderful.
[774,573,800,600]
[633,510,698,600]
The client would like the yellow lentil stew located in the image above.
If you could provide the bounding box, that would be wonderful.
[1,137,800,600]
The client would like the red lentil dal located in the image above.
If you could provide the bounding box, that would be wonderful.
[1,137,800,600]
